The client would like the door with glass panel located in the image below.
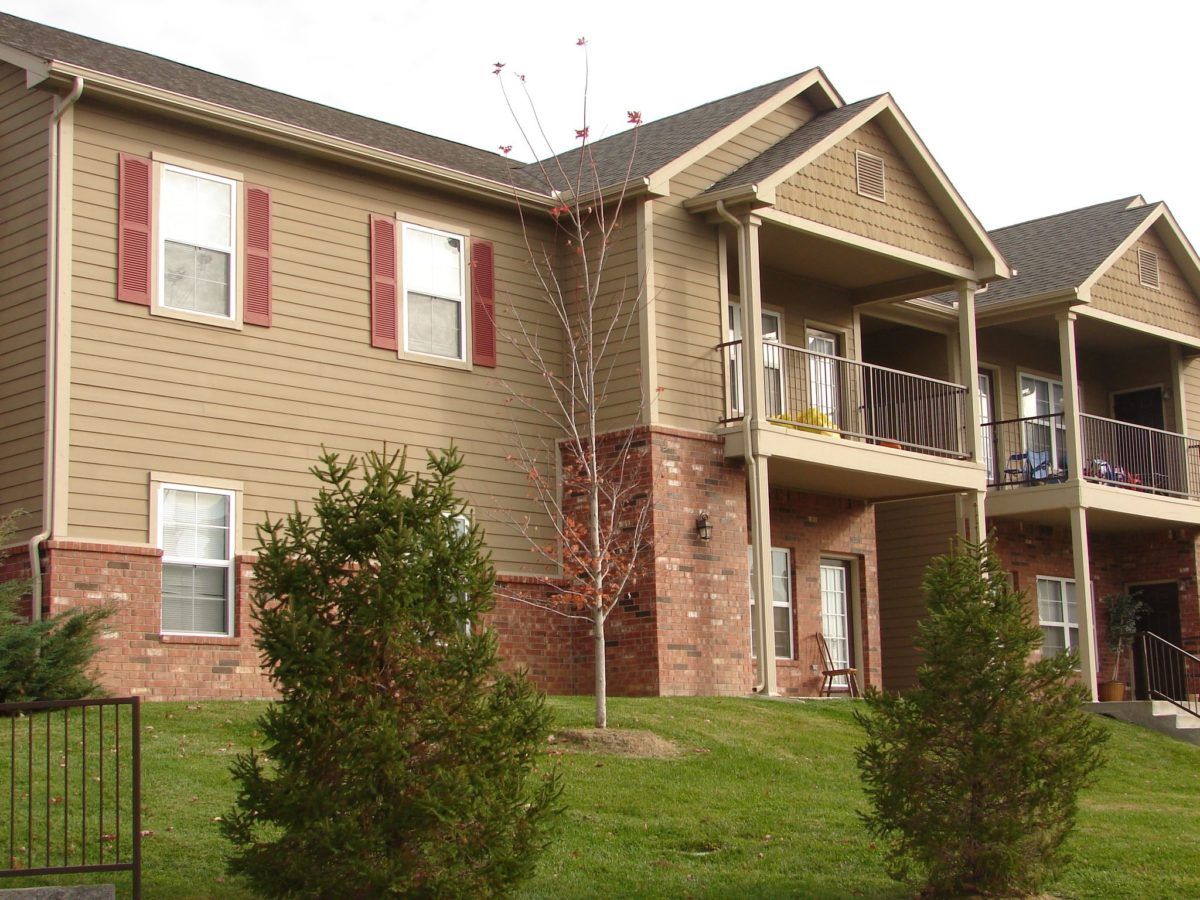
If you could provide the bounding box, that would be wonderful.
[1019,374,1066,481]
[979,370,997,483]
[820,559,853,689]
[806,329,841,428]
[727,303,784,419]
[748,546,794,661]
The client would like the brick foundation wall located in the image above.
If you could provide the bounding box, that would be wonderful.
[1,544,34,618]
[41,541,273,701]
[488,576,589,695]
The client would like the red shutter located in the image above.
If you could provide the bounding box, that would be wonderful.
[244,185,272,326]
[117,153,152,305]
[369,214,397,350]
[471,238,496,367]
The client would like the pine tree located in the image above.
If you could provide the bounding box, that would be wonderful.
[222,448,559,898]
[855,538,1107,897]
[0,511,110,703]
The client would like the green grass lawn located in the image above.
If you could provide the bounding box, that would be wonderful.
[2,696,1198,898]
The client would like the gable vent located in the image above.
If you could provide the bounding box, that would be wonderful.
[1137,247,1160,289]
[854,150,886,202]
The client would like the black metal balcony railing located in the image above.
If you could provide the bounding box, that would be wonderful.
[981,412,1200,499]
[719,340,969,459]
[1080,414,1200,500]
[980,413,1068,488]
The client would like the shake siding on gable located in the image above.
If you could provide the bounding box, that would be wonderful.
[776,121,973,270]
[0,62,52,539]
[67,101,562,571]
[652,97,818,432]
[1090,228,1200,334]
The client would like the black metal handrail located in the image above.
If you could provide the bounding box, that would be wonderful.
[1081,414,1200,499]
[980,413,1067,489]
[0,696,141,898]
[718,339,968,458]
[1136,631,1200,721]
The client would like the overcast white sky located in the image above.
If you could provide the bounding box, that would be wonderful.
[7,0,1200,235]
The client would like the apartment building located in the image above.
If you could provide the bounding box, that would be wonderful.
[4,13,1193,704]
[879,197,1200,700]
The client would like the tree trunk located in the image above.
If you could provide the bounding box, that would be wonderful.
[594,606,607,729]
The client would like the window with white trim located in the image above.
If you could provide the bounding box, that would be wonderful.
[749,546,794,660]
[159,165,238,320]
[158,484,235,635]
[1037,576,1078,659]
[403,223,466,360]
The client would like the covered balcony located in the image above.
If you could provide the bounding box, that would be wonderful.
[720,339,969,458]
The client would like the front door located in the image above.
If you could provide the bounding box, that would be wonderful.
[1132,582,1185,701]
[979,370,997,484]
[1113,387,1168,490]
[820,559,853,689]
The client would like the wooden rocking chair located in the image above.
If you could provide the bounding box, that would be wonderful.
[816,632,861,698]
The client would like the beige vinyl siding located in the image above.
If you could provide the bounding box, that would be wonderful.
[977,328,1062,423]
[569,204,643,432]
[763,269,856,357]
[1185,358,1200,438]
[776,120,973,270]
[1091,228,1200,335]
[862,324,951,382]
[68,100,563,571]
[652,98,819,431]
[875,493,957,691]
[0,63,51,538]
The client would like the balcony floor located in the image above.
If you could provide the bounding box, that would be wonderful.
[985,479,1200,532]
[724,423,984,501]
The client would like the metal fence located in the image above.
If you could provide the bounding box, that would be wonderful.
[719,339,969,458]
[1,696,141,898]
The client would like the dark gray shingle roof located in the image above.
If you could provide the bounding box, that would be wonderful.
[703,95,880,195]
[975,197,1157,306]
[0,12,826,201]
[928,197,1157,308]
[519,71,819,194]
[0,11,531,186]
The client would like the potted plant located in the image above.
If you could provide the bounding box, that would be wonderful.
[777,408,840,438]
[1100,592,1148,701]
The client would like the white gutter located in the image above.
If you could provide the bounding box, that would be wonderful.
[715,200,768,694]
[28,75,82,621]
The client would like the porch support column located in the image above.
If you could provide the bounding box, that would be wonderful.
[956,281,981,463]
[955,281,986,544]
[736,213,778,695]
[1056,310,1085,484]
[1069,505,1099,700]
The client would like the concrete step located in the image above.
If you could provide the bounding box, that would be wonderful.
[1088,700,1200,746]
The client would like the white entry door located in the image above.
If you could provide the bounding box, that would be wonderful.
[820,559,852,689]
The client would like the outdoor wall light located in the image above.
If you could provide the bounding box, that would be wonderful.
[696,511,713,541]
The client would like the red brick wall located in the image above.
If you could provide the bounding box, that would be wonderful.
[991,520,1200,683]
[1,544,34,617]
[42,541,273,701]
[769,490,880,696]
[488,576,589,695]
[650,428,754,696]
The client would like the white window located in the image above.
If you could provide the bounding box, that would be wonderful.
[1019,373,1066,480]
[158,484,235,636]
[820,559,854,689]
[749,546,793,660]
[403,223,466,360]
[1037,576,1078,659]
[159,165,237,320]
[727,302,785,419]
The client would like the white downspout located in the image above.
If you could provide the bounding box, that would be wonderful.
[715,200,768,693]
[28,75,83,621]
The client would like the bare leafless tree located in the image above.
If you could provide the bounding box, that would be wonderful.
[490,41,651,728]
